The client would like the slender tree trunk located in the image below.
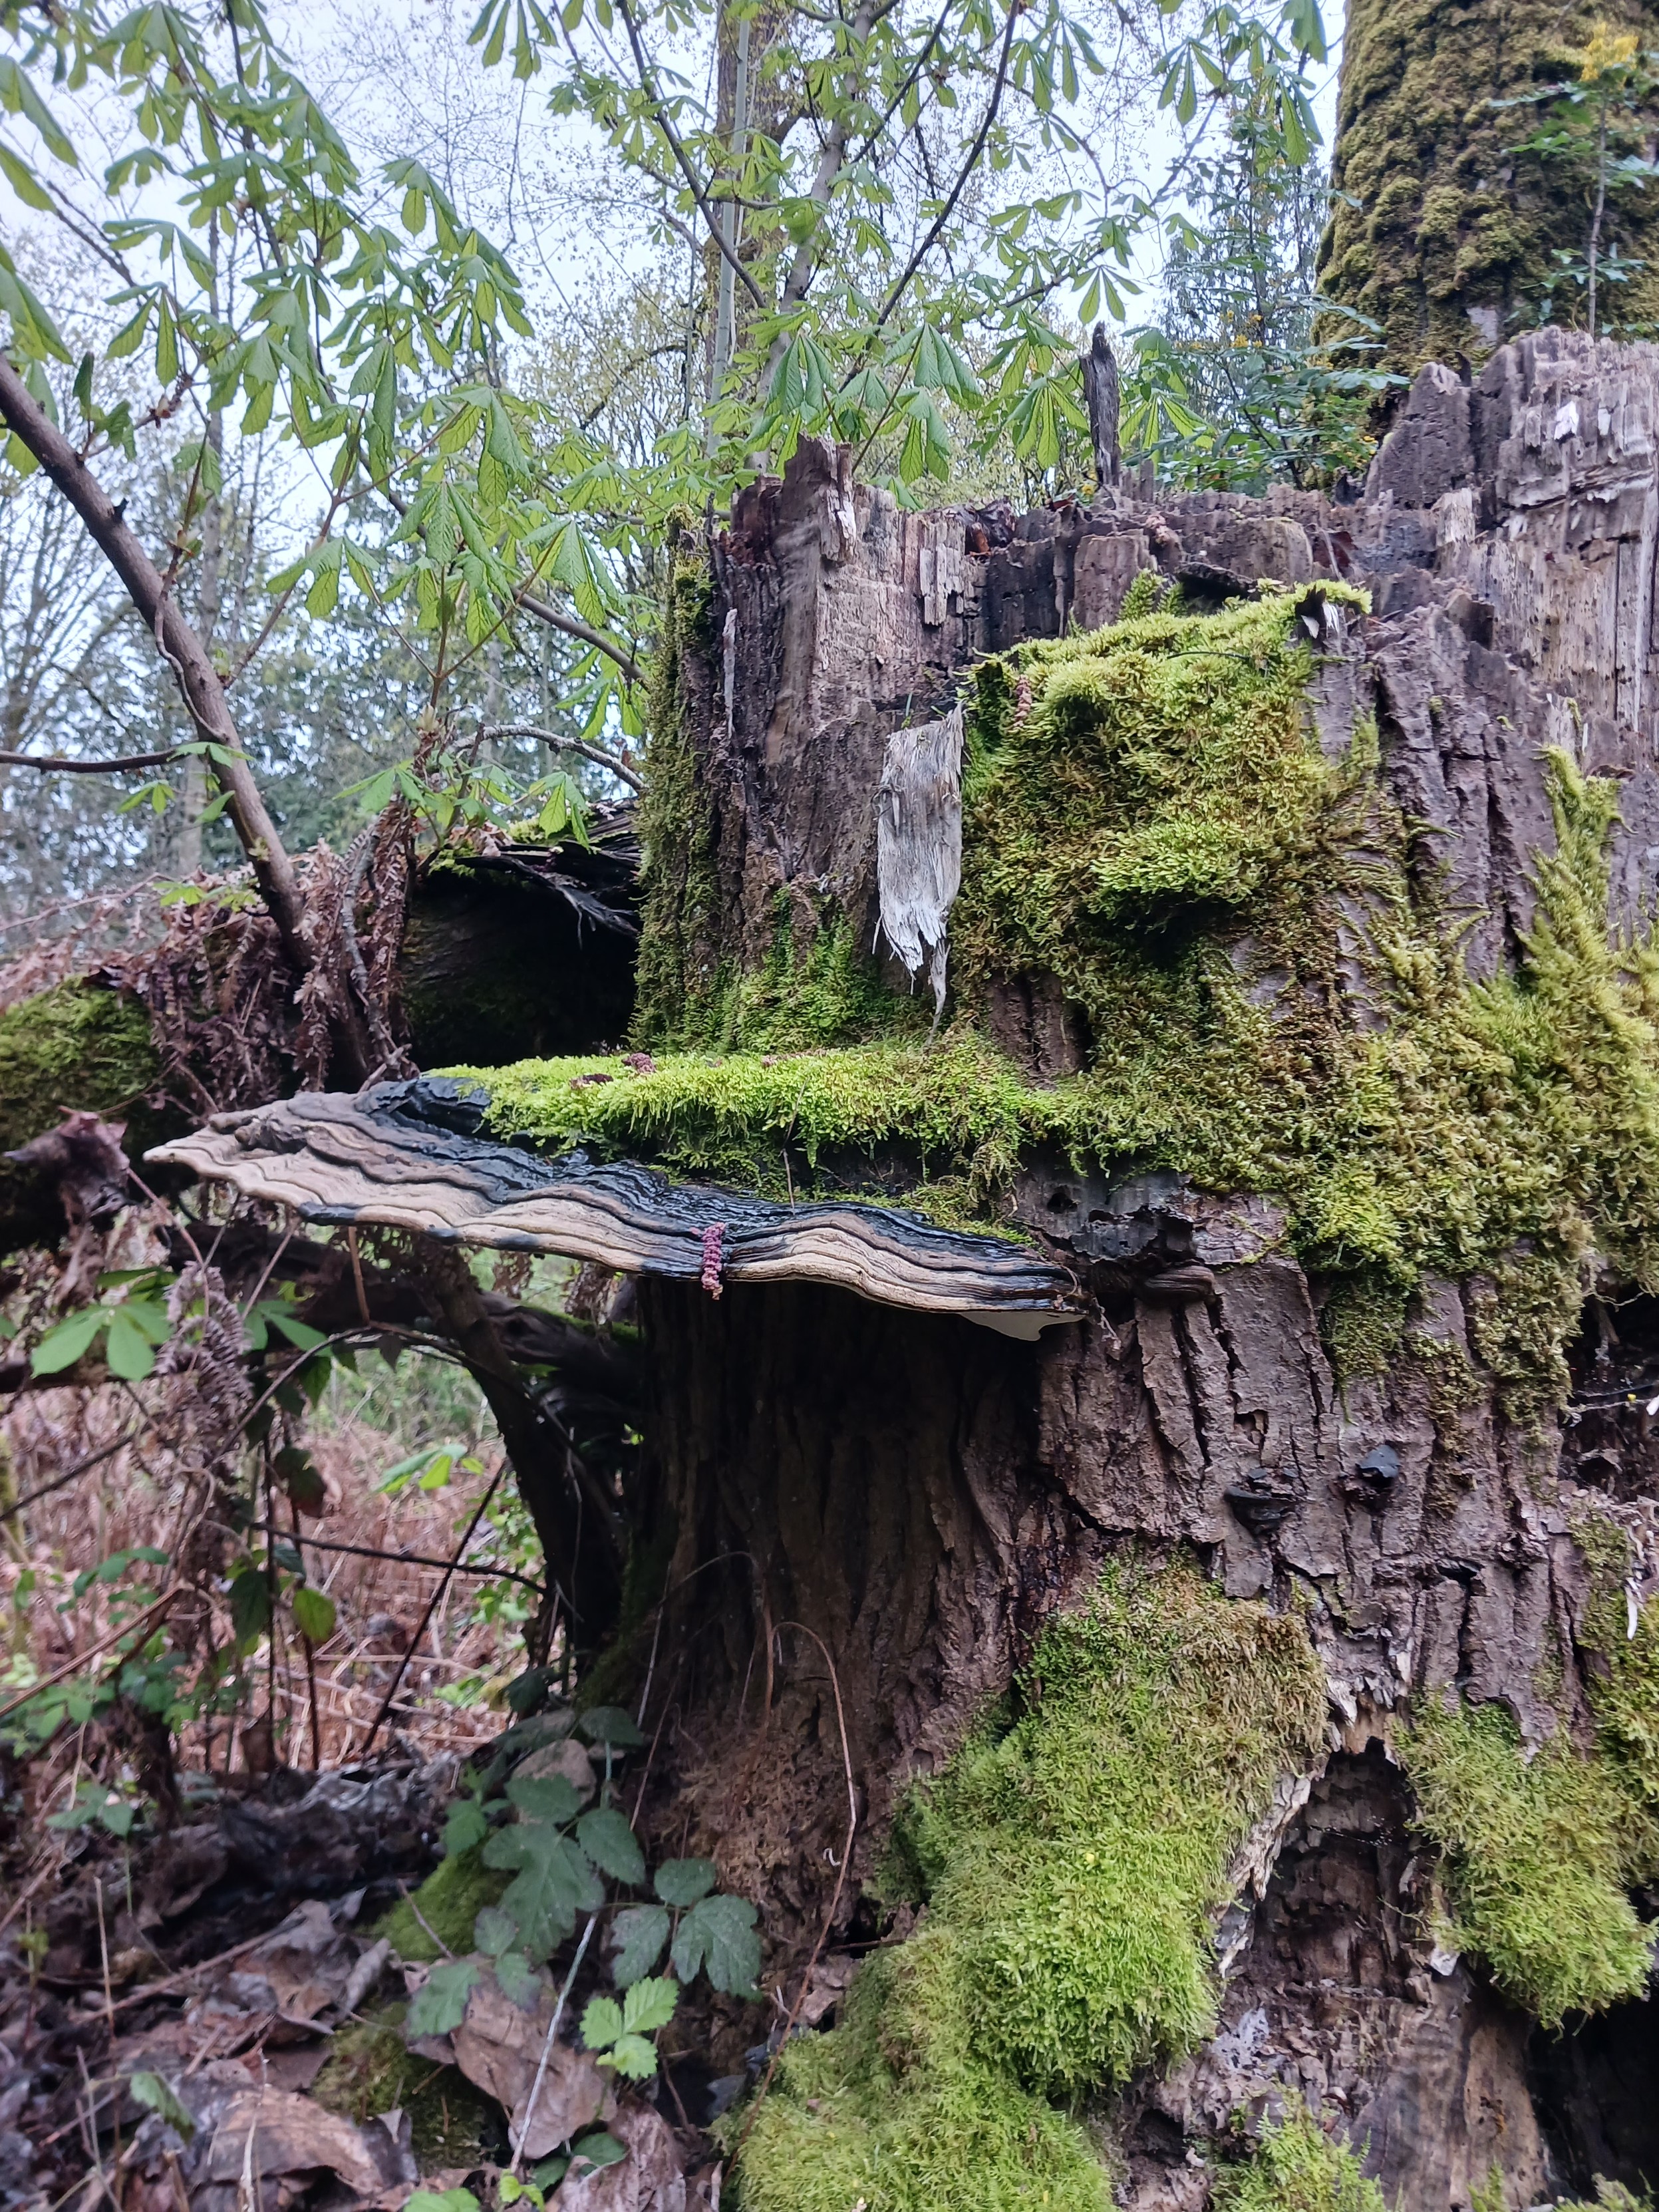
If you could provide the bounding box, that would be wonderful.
[1320,0,1659,375]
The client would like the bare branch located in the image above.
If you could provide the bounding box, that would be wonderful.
[869,0,1020,339]
[613,0,765,308]
[480,721,644,793]
[518,590,647,687]
[0,349,313,977]
[0,745,182,774]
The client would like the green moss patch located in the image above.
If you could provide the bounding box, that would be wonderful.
[1215,2104,1386,2212]
[1321,0,1659,376]
[0,981,164,1252]
[1399,1698,1656,2022]
[732,1562,1326,2212]
[375,1843,508,1962]
[312,2020,506,2167]
[468,586,1659,1408]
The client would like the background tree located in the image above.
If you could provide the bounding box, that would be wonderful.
[1320,0,1659,377]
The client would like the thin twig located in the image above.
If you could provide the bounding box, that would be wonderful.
[0,1587,181,1727]
[512,1912,598,2173]
[355,1462,510,1756]
[0,1434,134,1524]
[736,1620,857,2157]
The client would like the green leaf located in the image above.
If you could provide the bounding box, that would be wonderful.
[406,1958,480,2038]
[621,1975,677,2034]
[128,2071,194,2138]
[494,1949,543,2010]
[570,2132,627,2174]
[104,1309,158,1380]
[406,2191,479,2212]
[654,1857,716,1908]
[30,1308,104,1375]
[610,1903,669,1987]
[576,1806,645,1886]
[474,1905,519,1957]
[576,1704,645,1750]
[228,1569,270,1650]
[580,1993,623,2050]
[671,1893,761,1996]
[482,1821,603,1960]
[599,2031,659,2080]
[506,1772,583,1825]
[291,1586,336,1644]
[0,144,53,212]
[444,1800,490,1858]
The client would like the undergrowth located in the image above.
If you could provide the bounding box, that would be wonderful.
[1400,1508,1659,2021]
[730,1560,1326,2212]
[456,585,1659,1408]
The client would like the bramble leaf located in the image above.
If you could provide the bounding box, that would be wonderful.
[406,1958,480,2038]
[671,1893,761,1996]
[653,1857,716,1908]
[609,1903,669,1987]
[576,1806,645,1886]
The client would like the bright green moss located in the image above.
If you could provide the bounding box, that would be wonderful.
[1213,2104,1386,2212]
[731,1563,1326,2212]
[375,1843,508,1962]
[1400,1696,1659,2024]
[477,585,1659,1408]
[448,1036,1046,1212]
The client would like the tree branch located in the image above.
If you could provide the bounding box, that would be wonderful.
[868,0,1020,340]
[0,351,313,976]
[0,746,182,774]
[480,722,643,793]
[517,590,646,686]
[613,0,765,308]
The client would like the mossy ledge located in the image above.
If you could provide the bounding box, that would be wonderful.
[728,1561,1326,2212]
[1400,1505,1659,2023]
[0,979,164,1252]
[452,585,1659,1405]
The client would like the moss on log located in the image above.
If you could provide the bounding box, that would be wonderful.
[0,980,164,1251]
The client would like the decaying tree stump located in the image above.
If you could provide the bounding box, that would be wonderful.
[154,330,1659,2208]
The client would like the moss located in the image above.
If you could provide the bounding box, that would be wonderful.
[448,1036,1048,1214]
[312,2020,507,2167]
[695,894,929,1054]
[1399,1694,1659,2023]
[1320,0,1659,376]
[375,1843,508,1963]
[0,981,165,1252]
[631,551,724,1045]
[1213,2104,1387,2212]
[466,589,1659,1411]
[731,1562,1327,2211]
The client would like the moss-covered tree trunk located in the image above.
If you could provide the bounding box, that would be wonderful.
[611,361,1659,2209]
[1321,0,1659,377]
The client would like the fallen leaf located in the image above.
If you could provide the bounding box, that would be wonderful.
[557,2103,686,2212]
[203,2088,385,2197]
[450,1972,613,2160]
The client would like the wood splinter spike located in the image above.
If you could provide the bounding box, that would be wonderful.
[147,1076,1082,1337]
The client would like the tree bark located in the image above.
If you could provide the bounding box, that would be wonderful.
[619,340,1659,2205]
[1320,0,1659,377]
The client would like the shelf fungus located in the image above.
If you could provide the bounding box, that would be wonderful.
[148,1078,1083,1337]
